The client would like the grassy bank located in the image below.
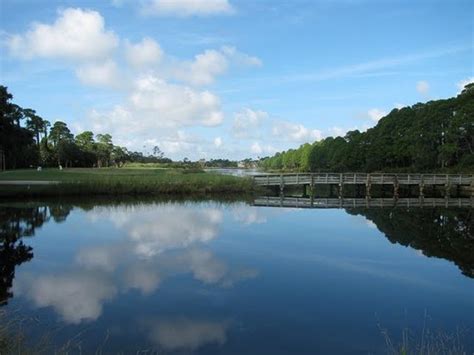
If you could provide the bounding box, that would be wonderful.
[0,168,256,197]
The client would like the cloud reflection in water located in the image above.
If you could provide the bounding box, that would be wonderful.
[15,202,259,326]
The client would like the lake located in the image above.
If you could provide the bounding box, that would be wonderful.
[1,198,473,354]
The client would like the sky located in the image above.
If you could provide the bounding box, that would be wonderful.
[1,0,473,160]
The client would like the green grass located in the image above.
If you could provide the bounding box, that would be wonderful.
[0,168,256,197]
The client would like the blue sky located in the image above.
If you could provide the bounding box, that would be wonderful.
[1,0,473,160]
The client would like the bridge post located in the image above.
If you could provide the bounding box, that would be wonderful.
[339,173,344,198]
[445,174,450,198]
[419,175,424,197]
[393,175,399,198]
[280,174,284,195]
[366,173,371,198]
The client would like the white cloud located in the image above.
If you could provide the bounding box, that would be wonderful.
[122,264,161,294]
[232,206,267,225]
[157,131,205,155]
[272,121,322,143]
[457,77,474,93]
[416,80,430,95]
[214,137,223,147]
[6,8,118,61]
[125,37,163,68]
[221,46,262,67]
[173,47,261,86]
[17,272,116,324]
[185,249,227,284]
[142,0,234,17]
[367,108,386,122]
[4,7,265,159]
[149,318,228,351]
[94,203,224,258]
[76,244,123,272]
[12,202,261,325]
[177,49,229,86]
[250,142,277,155]
[232,108,268,138]
[89,75,224,145]
[328,126,346,137]
[76,60,121,88]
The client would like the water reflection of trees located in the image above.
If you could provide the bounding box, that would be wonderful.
[347,208,474,278]
[0,204,73,305]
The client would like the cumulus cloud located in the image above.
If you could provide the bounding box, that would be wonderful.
[6,8,118,61]
[232,108,268,138]
[250,142,278,155]
[327,126,346,137]
[14,203,260,323]
[125,37,163,68]
[149,318,228,350]
[220,46,262,67]
[76,60,122,88]
[367,108,386,122]
[4,7,265,158]
[16,272,116,324]
[184,249,228,284]
[98,203,224,258]
[232,205,267,225]
[89,75,223,143]
[122,264,161,294]
[142,0,234,17]
[76,244,123,272]
[416,80,430,95]
[457,77,474,93]
[176,49,228,85]
[272,121,322,143]
[173,46,261,86]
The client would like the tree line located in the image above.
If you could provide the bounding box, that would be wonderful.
[0,86,171,169]
[260,84,474,172]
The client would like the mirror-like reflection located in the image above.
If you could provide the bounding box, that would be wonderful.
[0,198,473,353]
[0,207,37,305]
[347,207,473,278]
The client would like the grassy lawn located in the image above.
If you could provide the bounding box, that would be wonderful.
[0,168,255,197]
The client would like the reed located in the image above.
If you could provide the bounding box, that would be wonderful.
[0,168,256,197]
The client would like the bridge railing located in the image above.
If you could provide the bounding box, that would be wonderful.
[253,196,473,209]
[253,173,473,186]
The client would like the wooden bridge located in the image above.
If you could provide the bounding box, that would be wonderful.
[253,173,474,197]
[254,196,474,209]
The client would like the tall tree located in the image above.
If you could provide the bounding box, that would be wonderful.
[24,108,45,147]
[49,121,74,166]
[0,86,37,169]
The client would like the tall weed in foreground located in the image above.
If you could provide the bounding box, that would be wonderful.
[378,311,469,355]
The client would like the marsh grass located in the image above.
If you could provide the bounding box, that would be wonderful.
[378,312,470,355]
[0,168,256,197]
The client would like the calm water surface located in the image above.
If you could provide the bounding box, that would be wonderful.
[1,199,473,354]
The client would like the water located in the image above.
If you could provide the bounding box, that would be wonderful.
[204,168,263,177]
[1,198,473,354]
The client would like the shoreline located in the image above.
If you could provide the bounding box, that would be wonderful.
[0,168,258,198]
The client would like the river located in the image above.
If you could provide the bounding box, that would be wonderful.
[1,198,473,354]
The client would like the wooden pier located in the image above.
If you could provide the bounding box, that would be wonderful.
[253,173,474,197]
[254,196,474,209]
